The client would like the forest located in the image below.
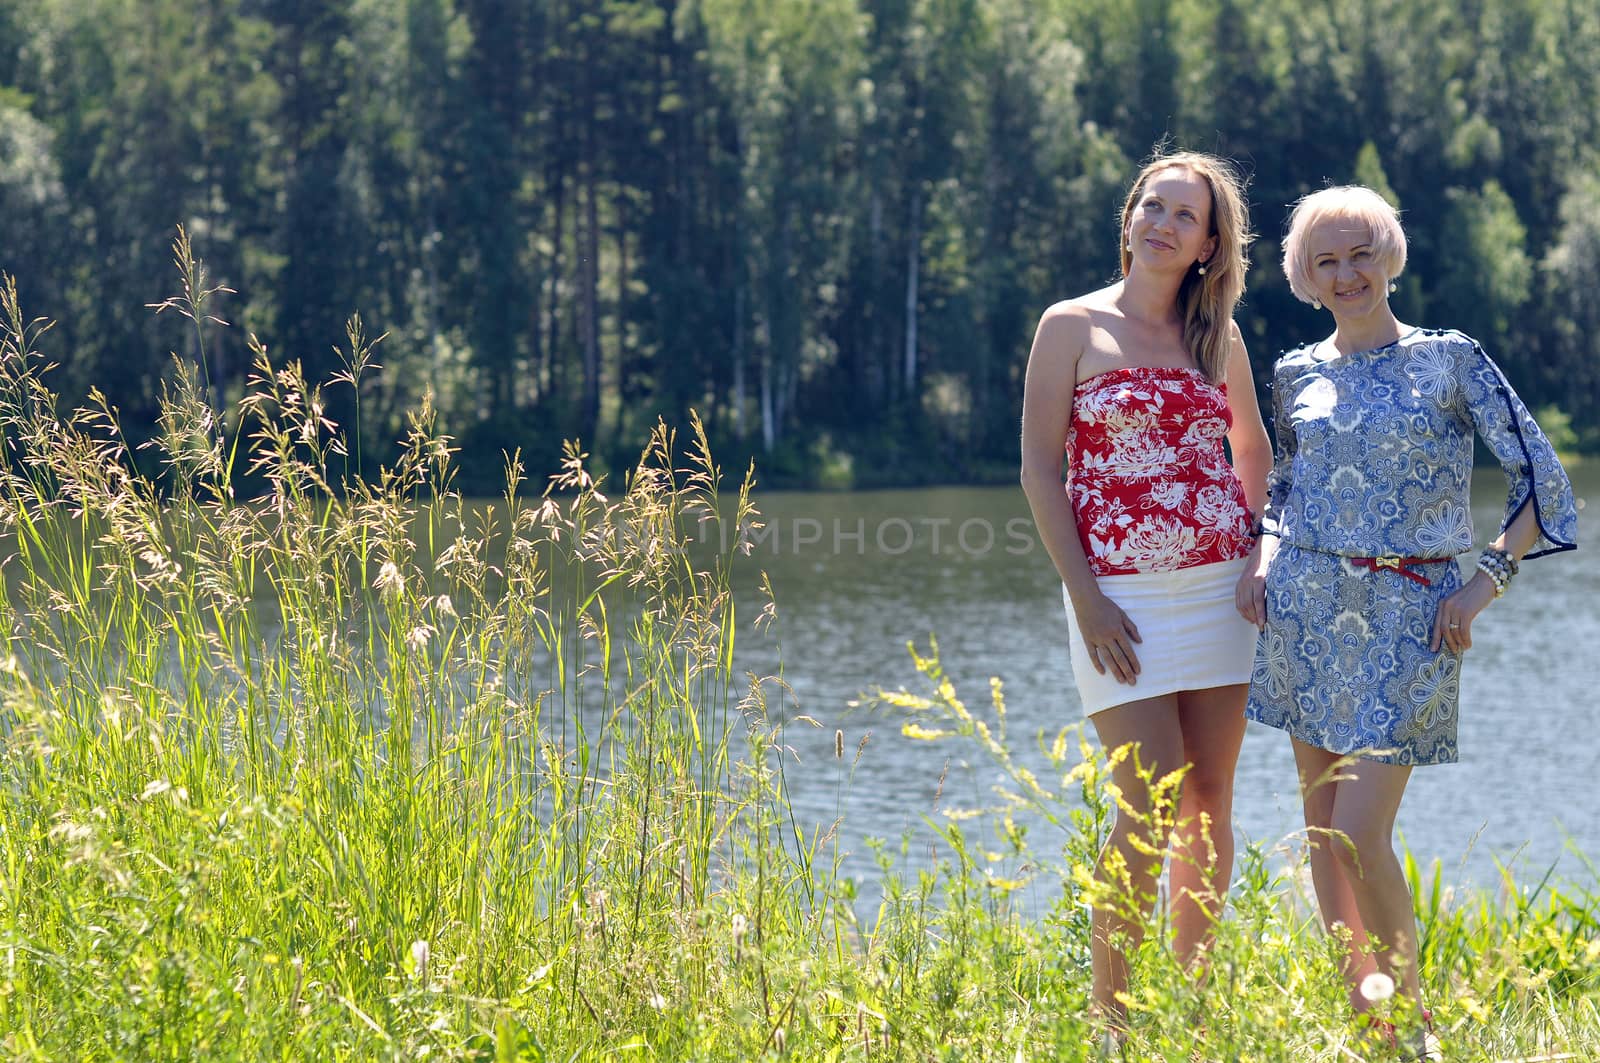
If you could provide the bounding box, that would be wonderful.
[2,0,1597,489]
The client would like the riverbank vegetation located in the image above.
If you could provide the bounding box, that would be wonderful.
[3,0,1600,488]
[0,266,1596,1059]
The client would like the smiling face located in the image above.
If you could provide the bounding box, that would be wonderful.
[1304,217,1391,319]
[1124,166,1217,274]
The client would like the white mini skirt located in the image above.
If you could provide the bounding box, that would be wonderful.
[1062,556,1257,717]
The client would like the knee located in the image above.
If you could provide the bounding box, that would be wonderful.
[1107,808,1155,850]
[1327,813,1391,875]
[1304,819,1336,865]
[1302,801,1333,831]
[1328,833,1363,877]
[1300,792,1336,844]
[1104,811,1165,873]
[1180,766,1233,818]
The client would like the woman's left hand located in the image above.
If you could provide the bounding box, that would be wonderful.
[1234,536,1276,628]
[1431,573,1498,653]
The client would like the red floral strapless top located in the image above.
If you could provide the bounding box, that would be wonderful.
[1065,366,1254,575]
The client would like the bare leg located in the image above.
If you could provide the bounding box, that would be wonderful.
[1088,695,1185,1029]
[1328,759,1420,1009]
[1293,739,1379,1008]
[1169,683,1248,967]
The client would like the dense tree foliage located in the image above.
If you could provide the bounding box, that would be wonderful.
[1,0,1595,487]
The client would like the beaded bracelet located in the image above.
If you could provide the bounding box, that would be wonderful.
[1476,546,1515,597]
[1475,558,1508,597]
[1482,545,1517,577]
[1479,547,1513,582]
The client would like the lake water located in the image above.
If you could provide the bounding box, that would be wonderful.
[732,464,1597,906]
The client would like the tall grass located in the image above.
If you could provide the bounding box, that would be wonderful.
[0,239,805,1059]
[0,240,1595,1060]
[886,647,1600,1060]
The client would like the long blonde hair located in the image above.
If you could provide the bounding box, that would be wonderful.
[1118,151,1252,383]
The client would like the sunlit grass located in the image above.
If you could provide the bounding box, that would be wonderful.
[0,239,1594,1060]
[887,642,1600,1060]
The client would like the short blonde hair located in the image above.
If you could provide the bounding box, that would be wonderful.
[1281,185,1407,305]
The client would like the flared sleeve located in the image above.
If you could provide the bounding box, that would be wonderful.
[1257,355,1299,538]
[1454,335,1577,559]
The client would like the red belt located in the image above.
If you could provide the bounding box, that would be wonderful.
[1349,555,1451,586]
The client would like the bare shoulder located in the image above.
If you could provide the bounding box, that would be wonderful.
[1032,294,1105,357]
[1037,297,1095,331]
[1025,301,1095,403]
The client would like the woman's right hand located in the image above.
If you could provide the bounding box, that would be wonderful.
[1234,536,1277,628]
[1073,590,1142,683]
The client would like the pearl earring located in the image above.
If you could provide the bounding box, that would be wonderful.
[1312,298,1322,310]
[1388,280,1398,293]
[1197,263,1208,276]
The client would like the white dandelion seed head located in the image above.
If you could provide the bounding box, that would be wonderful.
[1360,971,1395,1002]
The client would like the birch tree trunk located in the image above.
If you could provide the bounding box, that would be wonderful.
[904,187,921,398]
[580,155,601,439]
[759,345,774,452]
[546,170,566,399]
[732,283,746,441]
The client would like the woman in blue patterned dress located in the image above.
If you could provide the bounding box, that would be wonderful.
[1235,185,1578,1044]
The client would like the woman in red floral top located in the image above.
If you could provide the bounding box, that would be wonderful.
[1020,151,1271,1039]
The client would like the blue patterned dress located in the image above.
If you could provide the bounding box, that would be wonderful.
[1245,328,1577,765]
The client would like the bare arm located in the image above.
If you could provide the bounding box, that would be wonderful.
[1230,328,1279,628]
[1020,305,1142,683]
[1222,321,1271,518]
